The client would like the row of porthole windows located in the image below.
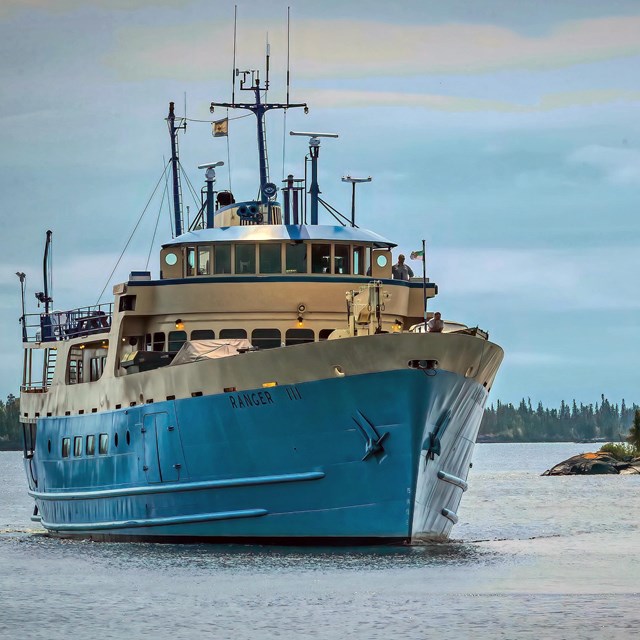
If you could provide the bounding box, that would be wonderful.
[54,430,131,458]
[137,328,334,353]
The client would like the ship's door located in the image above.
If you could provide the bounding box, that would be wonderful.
[154,411,186,482]
[142,414,161,483]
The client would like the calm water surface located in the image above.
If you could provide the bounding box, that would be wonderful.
[1,444,639,639]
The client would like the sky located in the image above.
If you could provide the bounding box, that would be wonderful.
[1,0,640,408]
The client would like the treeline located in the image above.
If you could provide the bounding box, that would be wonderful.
[480,395,640,442]
[0,394,21,450]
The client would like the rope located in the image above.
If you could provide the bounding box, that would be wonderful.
[96,161,170,304]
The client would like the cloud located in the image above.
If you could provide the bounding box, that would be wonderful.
[567,145,640,185]
[302,88,640,113]
[105,16,640,80]
[430,246,640,311]
[0,0,190,19]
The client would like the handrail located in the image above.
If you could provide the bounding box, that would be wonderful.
[22,303,113,343]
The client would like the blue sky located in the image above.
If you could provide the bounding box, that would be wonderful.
[1,0,640,408]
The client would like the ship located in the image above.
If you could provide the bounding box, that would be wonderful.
[18,53,503,544]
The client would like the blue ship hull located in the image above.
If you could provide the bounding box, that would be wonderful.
[25,367,487,543]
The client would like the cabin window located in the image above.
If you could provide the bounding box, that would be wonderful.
[286,243,307,273]
[319,329,335,341]
[145,333,152,350]
[89,355,106,382]
[259,244,282,274]
[285,329,315,346]
[311,244,331,273]
[119,295,136,312]
[215,244,231,274]
[191,329,215,340]
[186,247,196,276]
[86,435,95,456]
[153,332,165,351]
[164,252,178,266]
[168,330,187,352]
[353,246,365,275]
[61,438,70,458]
[99,433,108,455]
[67,353,83,385]
[220,329,247,339]
[334,244,350,274]
[74,436,82,457]
[251,328,281,349]
[235,244,256,274]
[197,247,211,276]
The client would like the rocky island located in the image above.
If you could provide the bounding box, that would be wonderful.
[543,451,640,475]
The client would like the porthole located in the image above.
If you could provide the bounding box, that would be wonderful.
[126,430,131,446]
[114,432,119,448]
[376,254,388,268]
[164,252,178,266]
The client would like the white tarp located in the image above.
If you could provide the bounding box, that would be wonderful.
[169,339,252,366]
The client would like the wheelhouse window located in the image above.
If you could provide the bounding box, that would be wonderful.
[251,328,281,349]
[286,243,307,273]
[215,244,231,274]
[197,247,211,276]
[334,244,350,274]
[191,329,215,340]
[311,244,331,273]
[86,434,95,456]
[168,330,187,352]
[99,433,109,455]
[353,246,365,275]
[235,244,256,274]
[285,329,315,346]
[220,328,247,339]
[74,436,82,457]
[61,438,70,458]
[153,332,165,351]
[186,247,196,277]
[259,244,282,274]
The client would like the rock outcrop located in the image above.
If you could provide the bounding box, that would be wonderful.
[542,451,640,476]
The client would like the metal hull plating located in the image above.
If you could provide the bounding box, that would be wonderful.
[25,366,487,543]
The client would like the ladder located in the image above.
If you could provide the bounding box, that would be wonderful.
[44,348,57,388]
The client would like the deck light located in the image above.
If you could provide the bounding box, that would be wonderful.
[392,319,403,333]
[175,319,185,330]
[297,316,304,328]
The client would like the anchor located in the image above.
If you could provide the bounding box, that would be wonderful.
[353,411,389,461]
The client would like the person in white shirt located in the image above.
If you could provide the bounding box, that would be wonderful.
[426,312,444,333]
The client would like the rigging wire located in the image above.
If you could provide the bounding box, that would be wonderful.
[184,113,251,124]
[226,108,233,193]
[282,109,287,181]
[96,161,170,305]
[146,160,170,271]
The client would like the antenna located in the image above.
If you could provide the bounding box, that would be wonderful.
[265,33,270,92]
[342,175,372,227]
[232,5,238,103]
[290,132,339,225]
[286,6,291,105]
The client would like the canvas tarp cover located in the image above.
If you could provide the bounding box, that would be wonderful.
[169,339,252,366]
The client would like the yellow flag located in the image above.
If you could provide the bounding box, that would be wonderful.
[212,118,228,137]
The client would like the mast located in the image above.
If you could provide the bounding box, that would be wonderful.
[210,68,307,204]
[167,102,187,236]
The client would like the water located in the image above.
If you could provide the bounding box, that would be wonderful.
[1,444,639,639]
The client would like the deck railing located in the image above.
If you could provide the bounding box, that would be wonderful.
[21,303,113,343]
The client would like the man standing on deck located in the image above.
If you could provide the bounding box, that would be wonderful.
[392,254,414,280]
